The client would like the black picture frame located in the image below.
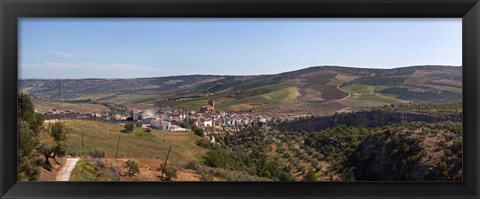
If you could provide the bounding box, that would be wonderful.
[1,0,479,198]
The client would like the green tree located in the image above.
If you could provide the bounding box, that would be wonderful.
[192,125,204,137]
[18,93,44,134]
[303,169,317,181]
[121,123,134,133]
[39,122,68,170]
[17,121,41,180]
[17,93,43,181]
[50,122,67,160]
[342,168,356,181]
[450,140,462,154]
[438,161,448,172]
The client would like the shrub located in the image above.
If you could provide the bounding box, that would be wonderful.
[303,169,317,181]
[438,161,448,172]
[192,125,204,137]
[160,165,177,181]
[87,149,105,158]
[438,141,446,148]
[200,173,214,181]
[184,161,199,170]
[342,168,355,181]
[450,140,462,154]
[196,139,213,149]
[125,160,140,176]
[121,123,134,133]
[444,149,453,157]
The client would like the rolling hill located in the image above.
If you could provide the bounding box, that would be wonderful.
[20,65,462,114]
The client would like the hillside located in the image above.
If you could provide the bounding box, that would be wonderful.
[198,119,462,181]
[269,103,463,181]
[40,120,207,164]
[346,122,463,181]
[20,65,462,113]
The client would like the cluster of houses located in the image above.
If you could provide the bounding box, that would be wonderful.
[132,99,285,134]
[42,109,110,123]
[130,110,191,132]
[39,99,304,134]
[120,99,284,134]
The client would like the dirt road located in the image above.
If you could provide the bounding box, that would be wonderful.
[56,157,80,181]
[336,82,352,101]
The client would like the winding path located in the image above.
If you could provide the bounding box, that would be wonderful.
[56,158,80,181]
[335,82,352,102]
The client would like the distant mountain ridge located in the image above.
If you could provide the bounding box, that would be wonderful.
[20,65,462,113]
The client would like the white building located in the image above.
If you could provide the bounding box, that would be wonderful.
[160,113,171,122]
[151,120,170,130]
[203,120,213,127]
[169,125,191,132]
[142,117,157,125]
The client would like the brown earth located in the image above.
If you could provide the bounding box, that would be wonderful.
[103,157,200,181]
[301,88,324,102]
[38,157,67,181]
[320,86,349,100]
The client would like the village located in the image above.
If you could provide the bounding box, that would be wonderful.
[40,99,302,137]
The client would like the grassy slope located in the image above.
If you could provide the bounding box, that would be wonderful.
[216,87,300,111]
[34,101,109,113]
[71,93,117,101]
[174,82,291,111]
[175,99,210,110]
[57,120,207,165]
[343,84,389,95]
[105,94,163,104]
[342,84,403,106]
[70,159,118,181]
[245,81,290,92]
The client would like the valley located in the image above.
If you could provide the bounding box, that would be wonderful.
[18,65,463,181]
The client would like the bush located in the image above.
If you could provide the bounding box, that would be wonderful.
[438,161,448,172]
[160,165,177,181]
[444,149,453,157]
[121,123,134,133]
[196,139,213,149]
[450,140,462,154]
[144,128,151,133]
[438,141,446,148]
[200,173,214,181]
[125,160,140,176]
[184,161,200,170]
[193,126,204,137]
[70,149,106,158]
[342,168,356,181]
[303,169,317,181]
[203,148,235,169]
[86,149,105,158]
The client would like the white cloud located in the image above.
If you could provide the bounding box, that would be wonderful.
[50,51,86,57]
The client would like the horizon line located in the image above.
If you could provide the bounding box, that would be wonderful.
[19,64,462,80]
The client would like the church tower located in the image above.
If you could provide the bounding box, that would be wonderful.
[208,99,215,108]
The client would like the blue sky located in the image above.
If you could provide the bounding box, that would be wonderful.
[19,18,461,79]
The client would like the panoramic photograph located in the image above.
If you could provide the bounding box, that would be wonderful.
[18,18,462,182]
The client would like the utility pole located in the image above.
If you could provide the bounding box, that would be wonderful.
[115,135,121,159]
[187,108,190,129]
[161,145,172,179]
